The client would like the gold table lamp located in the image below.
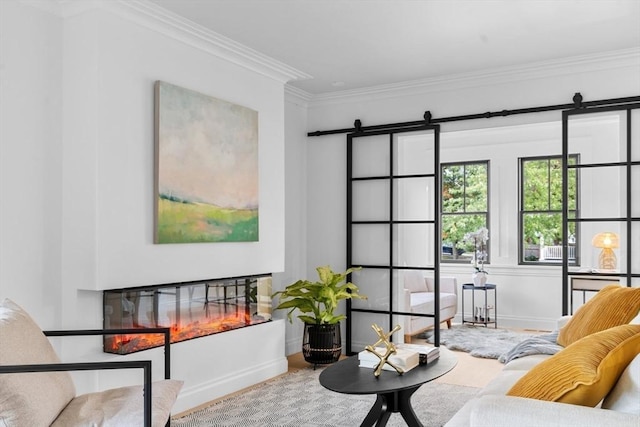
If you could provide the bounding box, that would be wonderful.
[591,232,619,270]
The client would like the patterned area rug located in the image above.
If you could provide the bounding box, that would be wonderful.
[172,366,479,426]
[426,325,537,359]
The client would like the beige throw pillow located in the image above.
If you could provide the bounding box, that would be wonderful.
[0,298,76,426]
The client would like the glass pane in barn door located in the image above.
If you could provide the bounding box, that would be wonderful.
[393,177,435,221]
[394,130,436,176]
[393,223,435,268]
[631,222,640,281]
[351,224,390,266]
[352,180,390,221]
[632,165,640,218]
[632,109,640,162]
[350,312,392,353]
[352,134,390,178]
[350,268,391,312]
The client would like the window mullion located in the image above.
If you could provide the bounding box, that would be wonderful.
[462,164,467,213]
[547,158,552,211]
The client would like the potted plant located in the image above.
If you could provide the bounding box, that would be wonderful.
[273,265,366,365]
[464,227,489,287]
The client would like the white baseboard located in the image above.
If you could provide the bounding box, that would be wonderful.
[171,319,288,414]
[285,336,303,356]
[174,357,288,414]
[453,313,557,332]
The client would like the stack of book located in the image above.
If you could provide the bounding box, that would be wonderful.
[396,343,440,365]
[358,347,420,372]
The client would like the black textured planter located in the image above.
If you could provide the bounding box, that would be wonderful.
[302,323,341,365]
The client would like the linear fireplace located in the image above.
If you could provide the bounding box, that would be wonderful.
[103,274,272,354]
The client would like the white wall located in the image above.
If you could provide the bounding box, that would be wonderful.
[0,0,304,413]
[273,90,309,354]
[303,53,640,332]
[0,0,64,327]
[61,6,286,295]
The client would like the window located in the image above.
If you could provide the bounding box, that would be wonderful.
[441,161,489,263]
[519,155,578,264]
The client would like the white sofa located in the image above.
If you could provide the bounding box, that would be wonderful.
[445,315,640,427]
[403,271,457,339]
[445,353,640,427]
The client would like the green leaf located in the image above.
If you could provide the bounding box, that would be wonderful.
[298,315,319,324]
[272,265,364,324]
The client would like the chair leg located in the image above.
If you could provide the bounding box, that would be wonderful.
[446,319,452,329]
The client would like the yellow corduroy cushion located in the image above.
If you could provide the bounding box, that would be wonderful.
[507,324,640,406]
[557,284,640,347]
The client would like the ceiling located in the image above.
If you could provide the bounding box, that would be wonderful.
[148,0,640,95]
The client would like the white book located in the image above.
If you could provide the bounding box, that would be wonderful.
[425,352,440,363]
[358,347,387,362]
[396,343,440,356]
[396,344,441,365]
[358,357,419,372]
[358,347,420,370]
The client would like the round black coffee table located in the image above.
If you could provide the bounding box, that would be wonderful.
[319,347,457,427]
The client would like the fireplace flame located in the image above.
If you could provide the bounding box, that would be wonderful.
[105,312,268,354]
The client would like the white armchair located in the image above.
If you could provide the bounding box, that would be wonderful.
[403,271,458,340]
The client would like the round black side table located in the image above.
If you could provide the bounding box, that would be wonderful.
[461,283,497,328]
[319,347,457,427]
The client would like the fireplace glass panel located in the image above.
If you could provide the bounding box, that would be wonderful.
[103,274,272,354]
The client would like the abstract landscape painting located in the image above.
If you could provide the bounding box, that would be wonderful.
[154,81,259,243]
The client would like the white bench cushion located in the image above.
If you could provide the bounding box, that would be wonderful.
[52,379,184,427]
[410,292,457,313]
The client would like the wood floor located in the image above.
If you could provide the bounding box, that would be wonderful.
[287,322,539,388]
[287,348,503,389]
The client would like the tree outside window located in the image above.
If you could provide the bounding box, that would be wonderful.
[520,155,578,264]
[441,161,489,262]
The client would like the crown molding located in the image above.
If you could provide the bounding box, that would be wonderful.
[309,48,640,107]
[33,0,312,85]
[285,85,312,105]
[19,1,638,104]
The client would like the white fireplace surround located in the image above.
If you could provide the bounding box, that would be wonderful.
[89,319,287,414]
[171,319,287,413]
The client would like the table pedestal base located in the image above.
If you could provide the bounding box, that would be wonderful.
[361,385,422,427]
